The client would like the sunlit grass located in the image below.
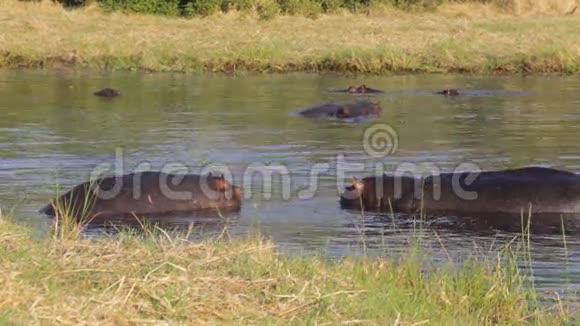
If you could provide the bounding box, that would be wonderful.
[47,181,98,240]
[0,0,579,73]
[0,209,575,324]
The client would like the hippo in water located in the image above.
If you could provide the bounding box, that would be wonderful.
[299,101,382,120]
[339,167,580,232]
[94,88,121,98]
[40,172,242,223]
[330,85,384,94]
[436,89,461,96]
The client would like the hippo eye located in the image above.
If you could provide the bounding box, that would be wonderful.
[95,179,116,191]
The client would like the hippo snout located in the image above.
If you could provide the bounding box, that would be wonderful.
[339,178,365,209]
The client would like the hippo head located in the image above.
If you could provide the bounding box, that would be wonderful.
[340,175,416,211]
[337,101,382,119]
[339,177,366,209]
[205,173,242,201]
[347,85,368,94]
[357,101,383,117]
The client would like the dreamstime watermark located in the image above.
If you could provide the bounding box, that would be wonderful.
[73,123,482,203]
[363,123,399,157]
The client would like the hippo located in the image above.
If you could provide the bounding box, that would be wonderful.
[330,85,384,94]
[40,172,242,223]
[94,88,121,98]
[436,89,461,96]
[339,167,580,232]
[299,101,382,120]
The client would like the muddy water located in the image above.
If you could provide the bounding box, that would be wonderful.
[0,69,578,299]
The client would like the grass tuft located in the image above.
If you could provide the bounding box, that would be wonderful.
[0,216,575,323]
[47,181,99,240]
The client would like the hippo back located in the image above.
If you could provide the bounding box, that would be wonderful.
[41,172,242,220]
[420,167,580,214]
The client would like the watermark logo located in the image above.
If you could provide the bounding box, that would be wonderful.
[363,123,399,157]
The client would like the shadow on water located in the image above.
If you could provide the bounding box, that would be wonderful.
[82,211,242,241]
[1,69,580,299]
[340,209,580,235]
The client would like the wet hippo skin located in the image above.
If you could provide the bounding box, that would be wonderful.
[94,88,121,98]
[40,172,242,222]
[299,101,382,120]
[339,167,580,232]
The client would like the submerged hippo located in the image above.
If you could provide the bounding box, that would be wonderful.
[299,101,382,120]
[330,85,384,94]
[340,167,580,232]
[94,88,121,98]
[436,89,461,96]
[40,172,242,222]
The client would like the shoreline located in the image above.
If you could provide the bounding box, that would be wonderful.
[3,54,580,76]
[1,2,579,75]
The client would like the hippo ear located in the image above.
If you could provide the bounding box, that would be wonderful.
[352,177,364,190]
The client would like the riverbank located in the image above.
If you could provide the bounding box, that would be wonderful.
[0,216,574,324]
[1,1,579,74]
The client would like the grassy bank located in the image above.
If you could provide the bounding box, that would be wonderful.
[59,0,579,17]
[0,215,575,324]
[1,0,579,74]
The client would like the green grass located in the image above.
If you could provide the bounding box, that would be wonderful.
[0,0,579,73]
[0,211,575,324]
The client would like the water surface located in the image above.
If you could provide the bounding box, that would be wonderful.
[0,69,578,300]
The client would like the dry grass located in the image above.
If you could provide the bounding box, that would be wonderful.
[440,0,577,17]
[0,213,576,324]
[491,0,577,15]
[0,0,579,73]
